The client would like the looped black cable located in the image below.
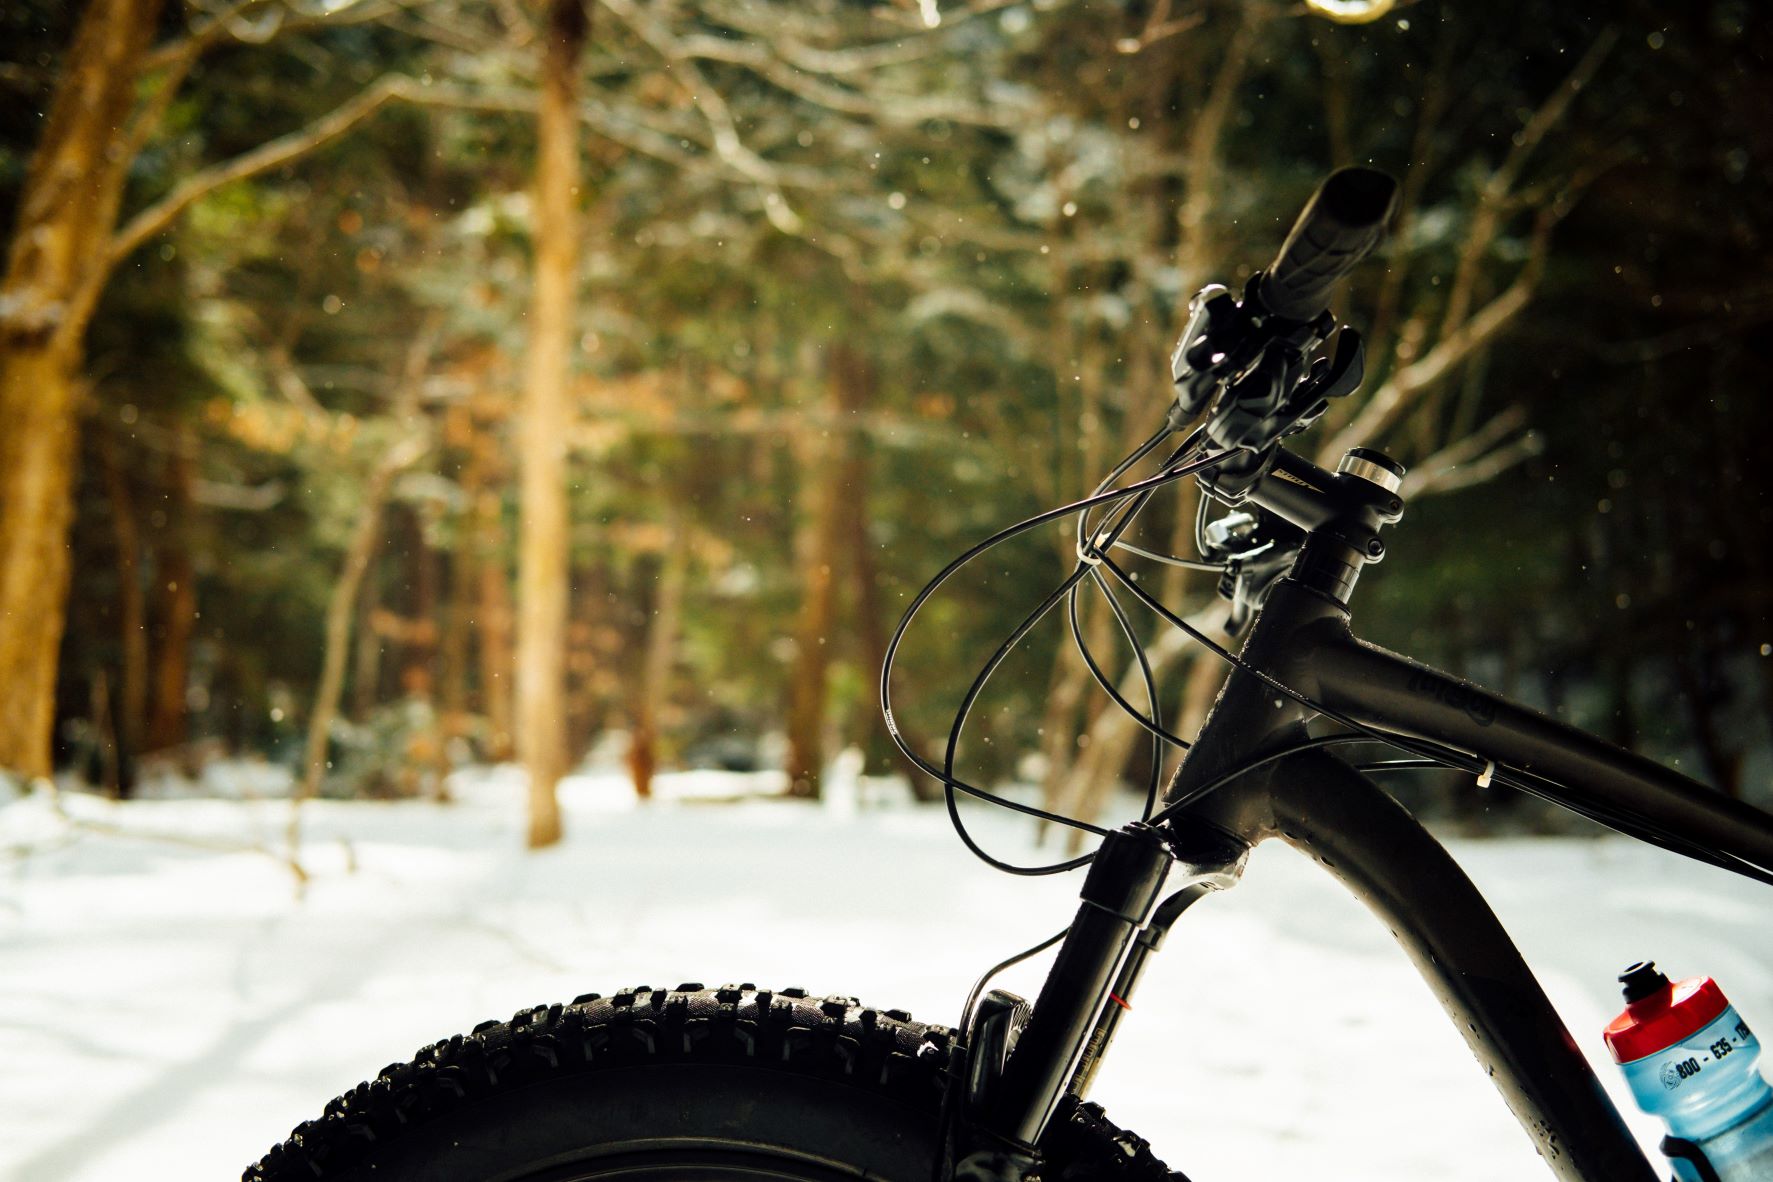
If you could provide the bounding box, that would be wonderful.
[1066,568,1192,754]
[888,404,1773,902]
[931,434,1213,874]
[880,433,1236,875]
[1073,569,1172,819]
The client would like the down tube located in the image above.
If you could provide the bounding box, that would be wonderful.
[1260,751,1657,1181]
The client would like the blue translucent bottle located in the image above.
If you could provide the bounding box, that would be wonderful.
[1604,962,1773,1182]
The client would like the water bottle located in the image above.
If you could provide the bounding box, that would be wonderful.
[1603,961,1773,1181]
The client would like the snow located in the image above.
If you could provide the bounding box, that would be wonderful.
[2,767,1769,1182]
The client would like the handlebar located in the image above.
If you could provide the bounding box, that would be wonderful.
[1170,169,1397,464]
[1256,167,1399,322]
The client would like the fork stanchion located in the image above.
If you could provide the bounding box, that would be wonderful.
[1066,882,1213,1101]
[979,823,1173,1147]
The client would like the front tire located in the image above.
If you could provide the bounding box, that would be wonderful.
[245,984,1181,1181]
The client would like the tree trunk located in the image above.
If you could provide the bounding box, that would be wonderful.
[0,344,85,781]
[785,346,864,799]
[564,556,605,762]
[1034,642,1098,837]
[89,669,121,796]
[628,511,688,800]
[145,430,198,753]
[297,493,387,809]
[516,0,588,848]
[476,485,516,759]
[0,0,164,780]
[351,559,383,719]
[403,506,441,698]
[99,431,147,795]
[437,527,473,798]
[287,322,433,859]
[839,424,914,790]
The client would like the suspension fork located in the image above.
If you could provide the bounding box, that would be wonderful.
[965,567,1329,1154]
[964,472,1382,1158]
[1067,881,1212,1100]
[974,823,1174,1147]
[967,823,1246,1153]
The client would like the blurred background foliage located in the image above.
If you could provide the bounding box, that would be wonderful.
[2,0,1769,832]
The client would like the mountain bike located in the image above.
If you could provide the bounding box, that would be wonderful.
[243,169,1773,1182]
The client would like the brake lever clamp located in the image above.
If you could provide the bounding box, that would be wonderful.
[1202,507,1303,636]
[1220,542,1300,636]
[1169,275,1365,467]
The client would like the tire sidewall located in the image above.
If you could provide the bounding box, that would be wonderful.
[336,1061,943,1181]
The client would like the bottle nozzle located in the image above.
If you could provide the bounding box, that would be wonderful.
[1619,961,1671,1004]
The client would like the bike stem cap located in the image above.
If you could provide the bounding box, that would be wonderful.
[1337,447,1405,494]
[1603,961,1730,1064]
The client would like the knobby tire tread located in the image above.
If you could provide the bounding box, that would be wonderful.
[244,983,1183,1182]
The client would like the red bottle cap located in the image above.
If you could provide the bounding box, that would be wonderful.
[1603,963,1729,1064]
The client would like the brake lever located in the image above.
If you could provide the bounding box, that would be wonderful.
[1169,278,1364,463]
[1280,327,1365,439]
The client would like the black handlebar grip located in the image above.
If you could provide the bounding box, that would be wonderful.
[1256,167,1399,322]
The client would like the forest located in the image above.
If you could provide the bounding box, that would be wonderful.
[3,0,1771,856]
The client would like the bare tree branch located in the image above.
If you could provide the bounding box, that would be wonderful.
[1114,0,1206,56]
[1320,238,1539,461]
[1402,401,1524,476]
[1402,428,1545,497]
[1437,27,1616,341]
[144,0,399,70]
[1491,26,1619,198]
[598,0,808,235]
[1320,152,1606,463]
[1336,309,1524,459]
[110,74,414,266]
[1363,20,1454,372]
[1174,4,1263,288]
[672,33,1014,127]
[109,75,743,268]
[142,0,277,70]
[383,11,490,53]
[700,0,1029,59]
[288,314,441,870]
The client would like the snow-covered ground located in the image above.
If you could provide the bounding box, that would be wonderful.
[2,766,1769,1182]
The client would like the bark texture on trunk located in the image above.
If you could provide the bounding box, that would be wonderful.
[0,0,165,779]
[516,0,588,848]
